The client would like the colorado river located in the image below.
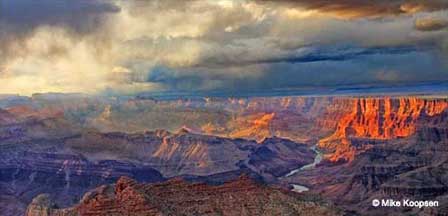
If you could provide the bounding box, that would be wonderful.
[285,145,323,177]
[291,184,310,193]
[284,145,323,192]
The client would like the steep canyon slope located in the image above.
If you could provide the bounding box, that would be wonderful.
[318,97,448,162]
[0,99,316,215]
[288,97,448,215]
[1,94,448,215]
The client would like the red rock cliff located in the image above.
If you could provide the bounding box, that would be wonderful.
[318,97,448,162]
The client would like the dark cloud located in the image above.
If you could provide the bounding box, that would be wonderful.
[0,0,447,95]
[246,50,448,90]
[199,46,420,67]
[415,18,448,31]
[0,0,120,36]
[257,0,448,18]
[254,46,419,64]
[0,0,120,68]
[140,46,445,94]
[146,65,235,91]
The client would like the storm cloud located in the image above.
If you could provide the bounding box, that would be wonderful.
[0,0,447,95]
[0,0,119,33]
[257,0,448,18]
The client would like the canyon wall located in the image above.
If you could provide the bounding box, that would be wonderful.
[318,97,448,162]
[3,94,448,215]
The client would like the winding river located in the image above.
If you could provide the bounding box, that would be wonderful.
[284,145,323,193]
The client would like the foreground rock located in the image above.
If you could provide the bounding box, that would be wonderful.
[0,151,165,216]
[26,176,342,216]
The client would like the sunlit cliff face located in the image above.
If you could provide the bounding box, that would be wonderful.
[319,97,448,162]
[229,113,275,142]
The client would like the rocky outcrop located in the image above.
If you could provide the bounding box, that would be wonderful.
[0,151,165,216]
[318,97,448,162]
[229,112,276,142]
[26,176,342,216]
[25,194,66,216]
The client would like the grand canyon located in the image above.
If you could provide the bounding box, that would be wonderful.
[0,94,445,215]
[2,0,448,215]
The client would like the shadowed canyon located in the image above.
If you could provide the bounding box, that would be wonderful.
[0,94,447,215]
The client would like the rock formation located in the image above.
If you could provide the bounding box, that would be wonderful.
[26,176,342,216]
[285,97,448,215]
[318,97,448,162]
[0,105,314,215]
[1,94,448,216]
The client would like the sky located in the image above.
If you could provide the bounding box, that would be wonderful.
[0,0,447,96]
